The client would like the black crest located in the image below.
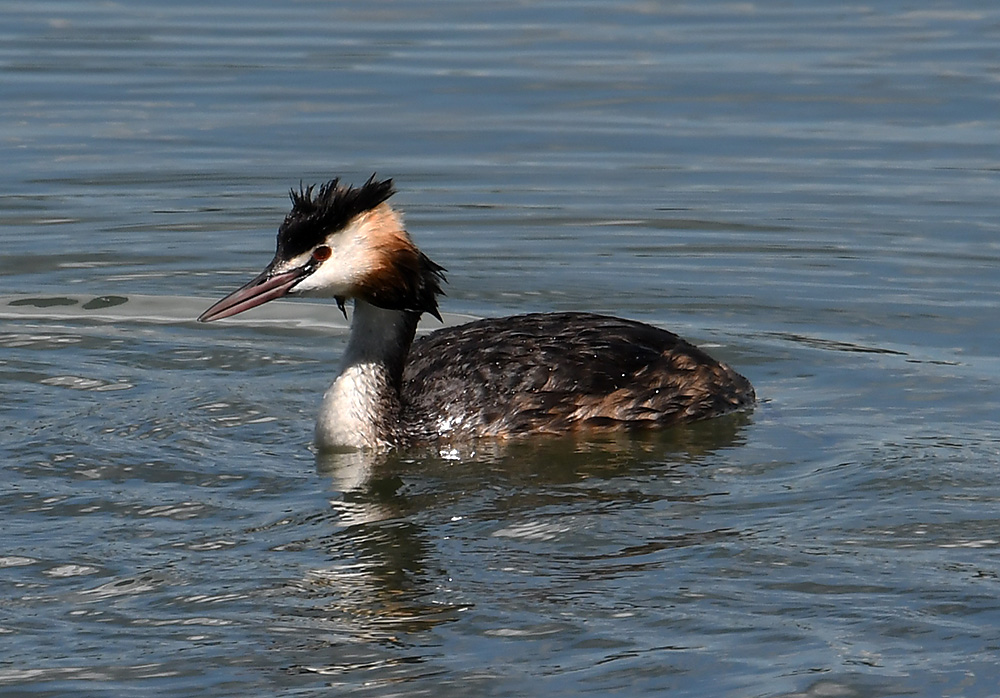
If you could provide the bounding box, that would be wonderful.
[276,175,395,259]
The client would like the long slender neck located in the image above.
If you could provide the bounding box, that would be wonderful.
[315,299,421,450]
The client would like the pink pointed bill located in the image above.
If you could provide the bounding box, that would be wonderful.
[198,266,310,322]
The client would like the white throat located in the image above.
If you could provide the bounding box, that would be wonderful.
[315,300,417,450]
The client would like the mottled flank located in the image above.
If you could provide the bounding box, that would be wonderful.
[401,312,755,443]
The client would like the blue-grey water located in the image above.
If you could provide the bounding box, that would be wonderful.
[3,2,1000,696]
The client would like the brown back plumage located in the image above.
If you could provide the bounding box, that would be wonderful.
[401,312,754,441]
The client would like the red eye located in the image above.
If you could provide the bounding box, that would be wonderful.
[312,245,332,261]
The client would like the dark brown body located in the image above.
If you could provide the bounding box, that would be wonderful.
[401,312,754,442]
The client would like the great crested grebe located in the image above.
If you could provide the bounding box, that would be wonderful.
[199,176,755,451]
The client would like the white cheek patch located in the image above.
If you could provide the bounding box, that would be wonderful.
[289,228,377,298]
[293,264,350,297]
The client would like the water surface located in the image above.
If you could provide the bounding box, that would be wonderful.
[2,2,1000,696]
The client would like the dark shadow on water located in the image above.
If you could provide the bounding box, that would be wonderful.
[315,409,754,486]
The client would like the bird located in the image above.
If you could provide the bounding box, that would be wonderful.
[199,176,755,451]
